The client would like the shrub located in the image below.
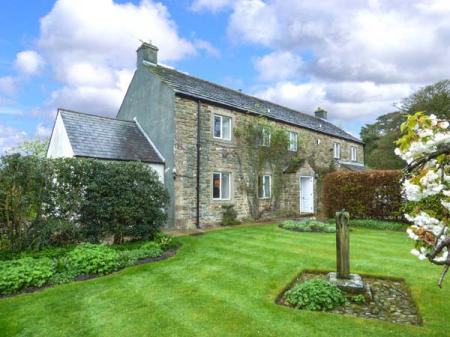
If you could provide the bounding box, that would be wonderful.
[284,279,346,311]
[323,170,402,220]
[153,232,173,250]
[280,220,335,233]
[64,243,120,276]
[221,205,240,226]
[350,294,366,304]
[0,257,55,295]
[0,155,170,252]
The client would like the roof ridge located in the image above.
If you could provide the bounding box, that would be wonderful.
[151,65,360,142]
[58,108,136,124]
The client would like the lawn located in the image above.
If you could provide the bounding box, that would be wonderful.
[0,224,449,337]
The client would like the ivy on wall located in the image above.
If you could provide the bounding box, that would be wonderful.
[234,116,297,219]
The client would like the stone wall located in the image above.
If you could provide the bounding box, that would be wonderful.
[173,96,364,229]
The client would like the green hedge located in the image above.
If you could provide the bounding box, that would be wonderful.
[323,170,403,220]
[0,155,169,251]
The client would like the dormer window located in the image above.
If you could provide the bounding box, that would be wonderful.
[333,142,341,159]
[213,114,231,140]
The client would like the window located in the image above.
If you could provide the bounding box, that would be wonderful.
[333,142,341,159]
[213,114,231,140]
[288,131,298,151]
[258,175,271,199]
[213,172,231,200]
[350,146,357,161]
[262,128,271,146]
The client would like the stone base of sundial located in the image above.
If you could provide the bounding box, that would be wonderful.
[327,272,372,298]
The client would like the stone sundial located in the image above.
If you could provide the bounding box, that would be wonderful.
[327,209,370,296]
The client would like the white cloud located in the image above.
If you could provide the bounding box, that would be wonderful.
[0,124,27,154]
[253,81,415,124]
[201,0,450,130]
[35,123,52,138]
[254,51,304,82]
[191,0,236,12]
[25,0,206,118]
[14,50,44,76]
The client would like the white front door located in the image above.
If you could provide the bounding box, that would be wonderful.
[300,176,314,213]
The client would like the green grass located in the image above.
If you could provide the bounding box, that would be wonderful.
[0,225,448,337]
[326,218,408,231]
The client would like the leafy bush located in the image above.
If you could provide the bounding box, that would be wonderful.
[64,244,120,275]
[323,170,402,220]
[284,279,346,311]
[0,155,169,252]
[153,232,173,250]
[280,220,335,233]
[221,205,240,226]
[0,257,55,295]
[350,294,366,304]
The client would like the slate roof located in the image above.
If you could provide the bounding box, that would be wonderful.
[340,162,368,172]
[146,64,362,144]
[59,109,164,164]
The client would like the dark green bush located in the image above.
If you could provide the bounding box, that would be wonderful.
[64,243,120,275]
[0,257,55,294]
[221,205,240,226]
[0,155,169,252]
[284,279,346,311]
[280,220,335,233]
[350,294,366,304]
[347,219,407,231]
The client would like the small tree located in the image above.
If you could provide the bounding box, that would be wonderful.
[396,112,450,287]
[10,138,49,158]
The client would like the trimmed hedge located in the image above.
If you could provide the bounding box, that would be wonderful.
[323,170,403,220]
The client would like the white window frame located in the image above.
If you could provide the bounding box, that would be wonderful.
[212,172,231,200]
[213,114,231,141]
[333,142,341,159]
[288,131,298,151]
[258,175,272,199]
[350,146,357,162]
[262,128,271,147]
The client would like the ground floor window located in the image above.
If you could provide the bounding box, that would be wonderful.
[258,175,271,199]
[213,172,231,200]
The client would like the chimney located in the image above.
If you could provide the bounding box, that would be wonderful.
[137,42,158,68]
[314,107,327,120]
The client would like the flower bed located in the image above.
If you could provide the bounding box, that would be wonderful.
[0,233,177,297]
[279,220,336,233]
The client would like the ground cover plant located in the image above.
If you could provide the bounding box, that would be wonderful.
[326,219,408,232]
[280,219,336,232]
[0,234,174,296]
[0,224,448,337]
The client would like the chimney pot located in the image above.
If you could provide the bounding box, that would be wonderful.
[314,107,327,120]
[137,42,158,68]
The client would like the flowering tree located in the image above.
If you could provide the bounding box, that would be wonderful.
[395,112,450,287]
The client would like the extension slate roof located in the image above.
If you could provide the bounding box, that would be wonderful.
[340,162,368,172]
[146,63,362,144]
[59,109,164,164]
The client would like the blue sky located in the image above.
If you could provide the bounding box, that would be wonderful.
[1,0,450,153]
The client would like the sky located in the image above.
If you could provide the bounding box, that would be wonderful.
[1,0,450,153]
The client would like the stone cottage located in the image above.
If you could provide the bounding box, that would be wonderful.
[48,42,365,229]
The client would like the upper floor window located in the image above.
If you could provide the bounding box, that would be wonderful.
[213,114,231,140]
[262,128,271,146]
[333,142,341,159]
[288,131,298,151]
[213,172,231,200]
[258,175,271,199]
[350,146,357,162]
